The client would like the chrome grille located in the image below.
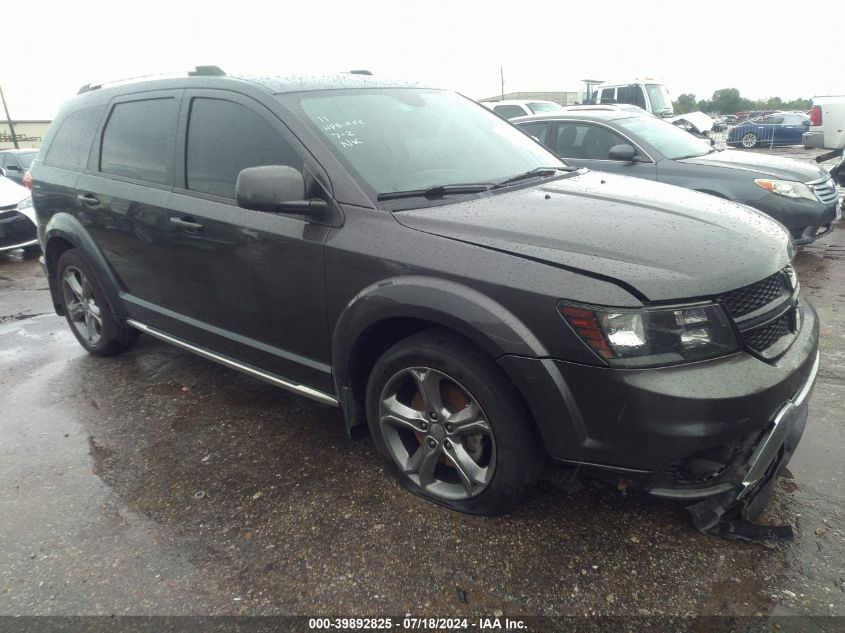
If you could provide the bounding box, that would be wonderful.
[720,270,789,318]
[806,175,840,205]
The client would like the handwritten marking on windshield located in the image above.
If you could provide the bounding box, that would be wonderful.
[314,115,365,147]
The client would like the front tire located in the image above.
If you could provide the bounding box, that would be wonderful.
[366,329,544,515]
[56,249,139,356]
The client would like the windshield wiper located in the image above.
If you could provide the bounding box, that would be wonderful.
[494,166,576,188]
[377,183,493,201]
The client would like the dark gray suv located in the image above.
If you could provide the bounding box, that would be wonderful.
[29,69,819,530]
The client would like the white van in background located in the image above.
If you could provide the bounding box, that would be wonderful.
[805,95,845,150]
[594,80,673,117]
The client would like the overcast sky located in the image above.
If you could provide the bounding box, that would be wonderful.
[4,0,843,119]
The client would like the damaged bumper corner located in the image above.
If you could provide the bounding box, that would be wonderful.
[685,350,819,541]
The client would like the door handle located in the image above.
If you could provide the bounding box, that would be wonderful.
[170,216,203,231]
[77,193,100,207]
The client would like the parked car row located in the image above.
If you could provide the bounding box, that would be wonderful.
[514,107,839,245]
[0,173,38,254]
[20,68,836,535]
[0,148,39,185]
[726,112,811,148]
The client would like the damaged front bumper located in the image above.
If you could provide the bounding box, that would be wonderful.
[684,350,819,540]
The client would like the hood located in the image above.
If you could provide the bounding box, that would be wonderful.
[392,171,791,302]
[668,111,714,134]
[0,175,29,206]
[680,149,826,181]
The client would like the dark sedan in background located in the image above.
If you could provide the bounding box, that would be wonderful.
[727,112,811,148]
[0,148,39,185]
[514,108,840,244]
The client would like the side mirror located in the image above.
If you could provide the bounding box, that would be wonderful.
[608,144,637,162]
[802,120,810,126]
[236,165,327,216]
[4,163,19,171]
[0,167,5,177]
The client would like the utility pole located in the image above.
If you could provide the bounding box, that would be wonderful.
[0,85,20,150]
[500,67,505,101]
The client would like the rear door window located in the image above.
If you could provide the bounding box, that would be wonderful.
[518,122,552,148]
[493,104,528,119]
[100,98,178,185]
[185,98,302,199]
[1,153,18,169]
[44,106,104,170]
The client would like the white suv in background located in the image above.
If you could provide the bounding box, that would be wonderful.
[480,99,564,119]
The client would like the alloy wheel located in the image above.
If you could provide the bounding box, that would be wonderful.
[741,133,757,148]
[378,367,496,500]
[61,266,103,346]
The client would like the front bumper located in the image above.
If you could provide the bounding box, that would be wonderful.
[743,192,838,245]
[499,297,820,498]
[0,210,38,252]
[649,348,817,501]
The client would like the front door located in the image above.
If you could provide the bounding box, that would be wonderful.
[155,90,334,391]
[551,121,657,179]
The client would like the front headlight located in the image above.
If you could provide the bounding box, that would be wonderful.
[559,302,738,368]
[754,179,816,201]
[16,195,36,223]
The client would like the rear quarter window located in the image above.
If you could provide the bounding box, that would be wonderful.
[100,98,178,185]
[44,106,105,170]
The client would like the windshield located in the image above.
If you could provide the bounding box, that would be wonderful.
[645,84,672,115]
[290,89,562,197]
[17,151,37,169]
[528,102,564,114]
[616,115,711,159]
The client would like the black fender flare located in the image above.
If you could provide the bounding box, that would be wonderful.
[42,212,126,317]
[331,275,587,455]
[331,275,549,395]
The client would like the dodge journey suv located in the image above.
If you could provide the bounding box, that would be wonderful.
[30,68,819,531]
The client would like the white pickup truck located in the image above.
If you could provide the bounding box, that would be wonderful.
[805,95,845,150]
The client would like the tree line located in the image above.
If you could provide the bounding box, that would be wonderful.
[672,88,812,115]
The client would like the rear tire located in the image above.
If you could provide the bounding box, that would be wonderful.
[741,133,758,148]
[366,329,544,515]
[56,249,139,356]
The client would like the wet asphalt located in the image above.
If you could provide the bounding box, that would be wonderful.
[0,147,843,618]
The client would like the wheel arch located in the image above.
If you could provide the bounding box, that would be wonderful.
[43,213,126,317]
[332,276,550,434]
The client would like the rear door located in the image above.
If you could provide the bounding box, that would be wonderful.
[75,90,182,318]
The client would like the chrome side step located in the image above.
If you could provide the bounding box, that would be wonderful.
[125,319,339,407]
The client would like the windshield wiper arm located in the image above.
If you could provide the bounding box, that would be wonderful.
[494,166,575,188]
[377,183,493,201]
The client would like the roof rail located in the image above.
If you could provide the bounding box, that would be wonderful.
[349,69,372,75]
[77,65,227,95]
